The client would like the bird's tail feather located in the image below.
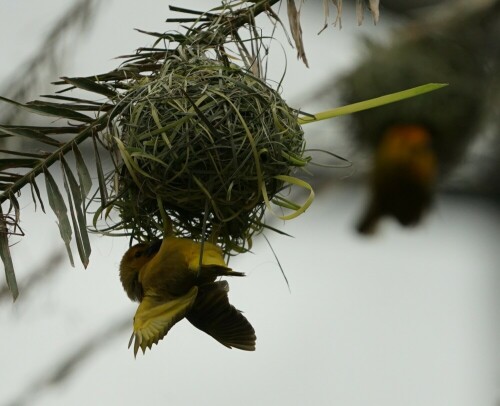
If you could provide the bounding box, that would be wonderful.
[187,281,256,351]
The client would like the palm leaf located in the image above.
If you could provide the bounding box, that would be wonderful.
[0,0,394,302]
[0,204,18,301]
[0,0,285,301]
[62,157,92,268]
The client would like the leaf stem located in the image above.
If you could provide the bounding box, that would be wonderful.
[0,115,108,204]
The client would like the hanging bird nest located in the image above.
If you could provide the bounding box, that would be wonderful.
[107,48,309,253]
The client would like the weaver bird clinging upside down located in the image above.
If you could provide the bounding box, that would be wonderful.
[119,236,256,356]
[357,124,437,234]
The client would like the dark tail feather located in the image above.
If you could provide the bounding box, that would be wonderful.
[187,281,256,351]
[356,203,379,235]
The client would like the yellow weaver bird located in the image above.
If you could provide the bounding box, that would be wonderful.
[119,236,256,356]
[357,124,437,234]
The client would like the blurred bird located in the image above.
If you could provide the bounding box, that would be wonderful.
[337,1,500,233]
[357,124,437,233]
[119,236,256,356]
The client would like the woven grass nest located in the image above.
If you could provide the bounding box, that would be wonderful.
[110,51,309,254]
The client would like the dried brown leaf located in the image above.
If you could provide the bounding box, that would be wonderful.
[287,0,309,67]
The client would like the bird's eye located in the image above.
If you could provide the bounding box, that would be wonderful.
[133,250,143,258]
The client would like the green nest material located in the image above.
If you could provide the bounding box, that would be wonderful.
[112,51,308,253]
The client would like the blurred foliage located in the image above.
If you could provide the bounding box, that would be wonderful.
[329,0,500,231]
[0,0,101,125]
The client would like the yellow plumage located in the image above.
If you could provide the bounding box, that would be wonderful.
[119,236,256,356]
[357,125,437,234]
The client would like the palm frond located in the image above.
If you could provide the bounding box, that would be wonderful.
[0,1,442,304]
[0,1,286,301]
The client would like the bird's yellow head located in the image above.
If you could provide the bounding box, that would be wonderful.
[119,241,161,302]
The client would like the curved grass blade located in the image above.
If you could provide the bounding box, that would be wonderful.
[261,175,315,220]
[263,234,290,292]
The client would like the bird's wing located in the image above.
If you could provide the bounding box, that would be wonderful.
[129,286,198,356]
[185,241,245,278]
[187,241,227,270]
[186,281,256,351]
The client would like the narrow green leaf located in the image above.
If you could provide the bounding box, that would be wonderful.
[29,99,107,112]
[0,173,22,182]
[9,195,20,224]
[29,180,46,213]
[0,206,18,301]
[53,70,129,87]
[60,77,117,98]
[0,125,62,146]
[92,134,108,208]
[25,102,94,123]
[41,94,108,105]
[134,28,170,38]
[0,124,81,135]
[44,169,74,266]
[0,158,40,171]
[61,158,91,268]
[62,170,87,269]
[0,149,49,159]
[0,238,18,301]
[298,83,449,124]
[0,175,20,189]
[72,145,92,199]
[0,96,93,123]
